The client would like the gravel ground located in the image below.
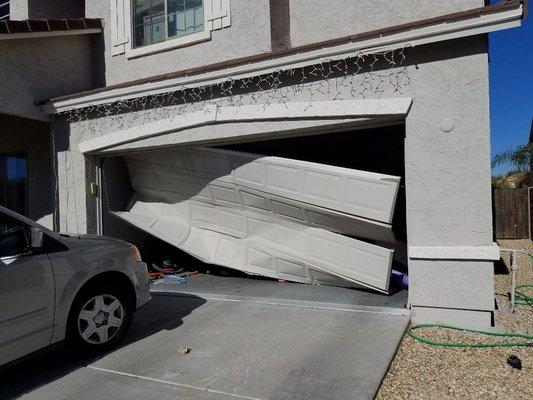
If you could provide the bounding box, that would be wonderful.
[376,239,533,400]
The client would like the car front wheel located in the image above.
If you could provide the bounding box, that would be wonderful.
[67,284,133,351]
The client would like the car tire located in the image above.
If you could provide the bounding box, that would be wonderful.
[66,282,133,352]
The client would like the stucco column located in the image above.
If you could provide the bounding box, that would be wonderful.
[53,118,89,234]
[404,37,495,328]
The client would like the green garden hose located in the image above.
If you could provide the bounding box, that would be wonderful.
[515,284,533,306]
[407,251,533,348]
[407,324,533,348]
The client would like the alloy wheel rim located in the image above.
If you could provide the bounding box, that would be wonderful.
[77,294,124,344]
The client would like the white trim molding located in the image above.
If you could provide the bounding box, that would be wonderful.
[98,118,402,155]
[0,28,102,41]
[78,97,413,154]
[111,0,128,55]
[44,2,523,114]
[126,29,212,59]
[409,243,501,261]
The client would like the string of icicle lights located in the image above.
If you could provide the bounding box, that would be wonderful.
[61,46,411,124]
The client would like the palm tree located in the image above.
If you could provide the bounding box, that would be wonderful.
[492,143,533,173]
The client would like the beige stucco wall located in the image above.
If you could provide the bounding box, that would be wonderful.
[9,0,84,20]
[86,0,485,88]
[0,35,95,121]
[53,35,495,327]
[85,0,273,86]
[289,0,485,47]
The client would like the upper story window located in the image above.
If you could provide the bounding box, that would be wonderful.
[133,0,205,48]
[110,0,231,58]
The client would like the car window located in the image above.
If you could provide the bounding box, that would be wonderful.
[0,214,29,258]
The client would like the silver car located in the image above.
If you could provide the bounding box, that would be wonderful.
[0,205,151,366]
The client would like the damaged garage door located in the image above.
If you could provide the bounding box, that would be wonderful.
[112,147,400,292]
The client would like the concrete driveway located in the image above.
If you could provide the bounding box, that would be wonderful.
[1,283,408,400]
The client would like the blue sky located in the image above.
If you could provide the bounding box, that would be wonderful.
[489,5,533,175]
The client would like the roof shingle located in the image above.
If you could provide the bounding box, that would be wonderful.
[0,18,102,35]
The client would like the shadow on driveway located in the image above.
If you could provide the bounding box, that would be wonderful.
[0,294,206,400]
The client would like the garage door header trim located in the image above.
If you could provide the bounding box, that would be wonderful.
[79,98,413,154]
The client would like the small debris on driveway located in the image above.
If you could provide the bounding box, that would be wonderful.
[177,346,191,355]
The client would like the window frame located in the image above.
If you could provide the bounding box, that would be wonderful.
[125,0,212,59]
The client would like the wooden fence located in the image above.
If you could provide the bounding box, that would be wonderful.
[493,188,531,239]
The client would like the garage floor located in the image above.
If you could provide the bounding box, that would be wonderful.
[1,279,409,400]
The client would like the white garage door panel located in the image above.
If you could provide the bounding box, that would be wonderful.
[117,147,400,291]
[113,195,394,292]
[126,151,398,243]
[132,182,395,243]
[128,148,400,223]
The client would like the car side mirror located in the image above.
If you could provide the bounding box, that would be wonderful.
[30,227,44,250]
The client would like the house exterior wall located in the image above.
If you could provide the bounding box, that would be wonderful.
[9,0,84,20]
[53,30,495,327]
[0,114,54,229]
[0,35,95,121]
[402,38,494,327]
[83,0,485,87]
[85,0,272,86]
[289,0,484,47]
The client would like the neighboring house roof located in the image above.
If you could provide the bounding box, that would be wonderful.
[0,18,102,39]
[43,0,526,113]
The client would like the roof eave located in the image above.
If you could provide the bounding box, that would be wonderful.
[0,27,102,40]
[42,1,525,115]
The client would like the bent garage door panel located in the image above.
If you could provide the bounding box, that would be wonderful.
[113,148,400,292]
[128,147,400,224]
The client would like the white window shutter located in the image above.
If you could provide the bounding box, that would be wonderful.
[111,0,129,56]
[207,0,231,31]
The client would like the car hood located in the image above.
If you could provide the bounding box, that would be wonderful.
[58,233,130,248]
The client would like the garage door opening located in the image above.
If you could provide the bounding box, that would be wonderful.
[99,124,407,307]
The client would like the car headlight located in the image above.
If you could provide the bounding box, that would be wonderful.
[129,245,142,262]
